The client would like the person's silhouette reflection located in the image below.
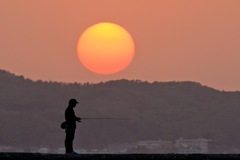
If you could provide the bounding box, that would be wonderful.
[64,99,81,154]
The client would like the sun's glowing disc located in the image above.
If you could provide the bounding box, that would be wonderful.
[77,22,135,75]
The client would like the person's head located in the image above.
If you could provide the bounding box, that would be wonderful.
[68,98,78,108]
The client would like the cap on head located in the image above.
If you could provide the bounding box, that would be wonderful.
[69,98,79,105]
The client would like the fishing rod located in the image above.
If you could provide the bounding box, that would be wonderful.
[61,117,133,129]
[81,117,133,120]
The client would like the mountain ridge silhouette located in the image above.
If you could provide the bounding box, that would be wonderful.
[0,69,240,153]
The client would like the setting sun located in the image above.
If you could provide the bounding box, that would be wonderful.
[77,22,135,75]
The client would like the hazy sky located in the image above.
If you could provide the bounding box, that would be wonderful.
[0,0,240,91]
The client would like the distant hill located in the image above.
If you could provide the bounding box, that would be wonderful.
[0,69,240,153]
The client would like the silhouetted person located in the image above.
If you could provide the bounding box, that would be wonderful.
[65,98,81,154]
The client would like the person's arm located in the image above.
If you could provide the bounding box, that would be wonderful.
[75,117,81,122]
[73,111,81,122]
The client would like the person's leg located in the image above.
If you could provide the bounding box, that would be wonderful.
[65,128,75,154]
[70,129,75,152]
[65,132,72,153]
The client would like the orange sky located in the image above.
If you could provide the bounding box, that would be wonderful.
[0,0,240,91]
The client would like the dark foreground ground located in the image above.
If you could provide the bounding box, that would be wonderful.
[1,153,240,160]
